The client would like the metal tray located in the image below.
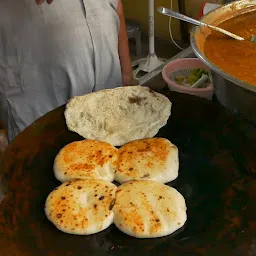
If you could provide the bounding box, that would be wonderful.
[0,91,255,256]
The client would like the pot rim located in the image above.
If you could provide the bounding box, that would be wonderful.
[190,0,256,94]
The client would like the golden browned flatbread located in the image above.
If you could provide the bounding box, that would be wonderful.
[54,140,118,183]
[113,180,187,238]
[114,138,179,184]
[45,179,117,235]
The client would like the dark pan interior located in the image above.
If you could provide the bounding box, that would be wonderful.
[0,91,255,256]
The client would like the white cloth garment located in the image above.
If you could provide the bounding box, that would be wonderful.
[0,0,122,141]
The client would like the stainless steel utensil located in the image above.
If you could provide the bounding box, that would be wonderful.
[189,0,256,123]
[157,7,256,42]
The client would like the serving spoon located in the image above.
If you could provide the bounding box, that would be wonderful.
[158,7,256,42]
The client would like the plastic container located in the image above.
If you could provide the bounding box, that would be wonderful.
[162,58,214,100]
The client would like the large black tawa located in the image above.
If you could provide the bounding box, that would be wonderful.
[0,91,256,256]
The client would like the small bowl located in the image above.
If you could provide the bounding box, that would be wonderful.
[162,58,214,100]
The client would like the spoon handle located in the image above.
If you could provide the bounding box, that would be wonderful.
[157,7,245,41]
[207,24,244,41]
[158,7,202,26]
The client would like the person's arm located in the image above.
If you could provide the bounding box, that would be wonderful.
[0,121,8,152]
[117,0,134,86]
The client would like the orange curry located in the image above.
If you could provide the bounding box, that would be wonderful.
[204,11,256,86]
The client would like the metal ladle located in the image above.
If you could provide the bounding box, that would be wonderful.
[158,7,256,42]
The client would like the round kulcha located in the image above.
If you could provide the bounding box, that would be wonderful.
[114,138,179,184]
[45,179,117,235]
[64,86,172,146]
[113,180,187,238]
[54,139,118,183]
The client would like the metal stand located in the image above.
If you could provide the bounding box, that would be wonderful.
[132,0,167,83]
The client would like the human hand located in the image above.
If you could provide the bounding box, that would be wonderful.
[122,75,139,86]
[35,0,54,5]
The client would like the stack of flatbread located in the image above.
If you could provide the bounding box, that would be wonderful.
[45,86,187,239]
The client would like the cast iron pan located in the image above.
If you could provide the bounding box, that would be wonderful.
[0,91,256,256]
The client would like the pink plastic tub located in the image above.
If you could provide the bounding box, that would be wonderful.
[162,58,214,100]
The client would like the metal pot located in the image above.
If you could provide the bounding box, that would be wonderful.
[190,0,256,123]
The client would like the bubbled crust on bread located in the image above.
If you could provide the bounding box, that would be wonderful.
[113,180,187,238]
[45,179,117,235]
[114,138,179,184]
[64,86,172,146]
[54,140,118,183]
